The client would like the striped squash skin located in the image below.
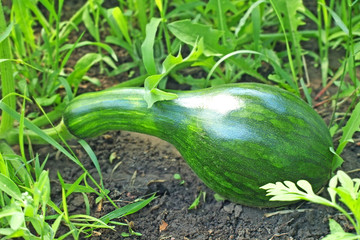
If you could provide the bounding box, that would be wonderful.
[63,83,334,207]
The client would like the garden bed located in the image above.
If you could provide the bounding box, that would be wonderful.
[44,129,360,239]
[2,0,360,239]
[40,63,359,239]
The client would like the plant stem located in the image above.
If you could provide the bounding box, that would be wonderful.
[31,103,66,128]
[5,121,75,145]
[347,3,357,87]
[0,0,16,135]
[317,0,330,87]
[269,0,299,93]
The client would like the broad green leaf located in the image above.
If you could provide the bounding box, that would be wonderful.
[297,180,315,195]
[9,212,24,230]
[328,174,339,203]
[112,7,131,44]
[0,22,13,44]
[143,41,203,107]
[284,181,298,191]
[0,228,26,238]
[337,171,354,196]
[144,88,177,108]
[34,94,60,107]
[141,18,162,75]
[134,0,147,34]
[322,232,360,240]
[330,147,344,171]
[174,75,206,89]
[329,219,345,234]
[24,204,35,218]
[33,171,51,206]
[336,102,360,155]
[329,175,339,189]
[0,173,22,201]
[144,74,163,90]
[168,19,227,56]
[82,7,97,39]
[334,188,359,222]
[28,216,45,236]
[67,53,102,89]
[162,53,183,73]
[0,228,18,236]
[184,37,205,62]
[329,218,345,233]
[0,207,22,219]
[261,179,333,206]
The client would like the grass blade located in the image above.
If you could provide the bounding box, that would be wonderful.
[100,194,156,223]
[0,22,13,44]
[60,40,118,62]
[67,53,102,94]
[323,4,349,35]
[12,0,36,50]
[78,140,104,188]
[0,100,80,165]
[206,50,262,82]
[82,6,97,39]
[112,6,132,45]
[141,17,162,75]
[0,2,16,135]
[336,102,360,155]
[235,0,266,35]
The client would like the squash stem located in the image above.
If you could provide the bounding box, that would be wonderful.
[5,121,75,145]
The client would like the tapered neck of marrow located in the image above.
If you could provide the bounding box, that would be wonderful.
[89,88,185,141]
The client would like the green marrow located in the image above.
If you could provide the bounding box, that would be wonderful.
[63,83,334,207]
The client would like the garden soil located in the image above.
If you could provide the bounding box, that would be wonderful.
[22,0,360,239]
[41,125,360,240]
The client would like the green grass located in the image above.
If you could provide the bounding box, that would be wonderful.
[0,0,359,238]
